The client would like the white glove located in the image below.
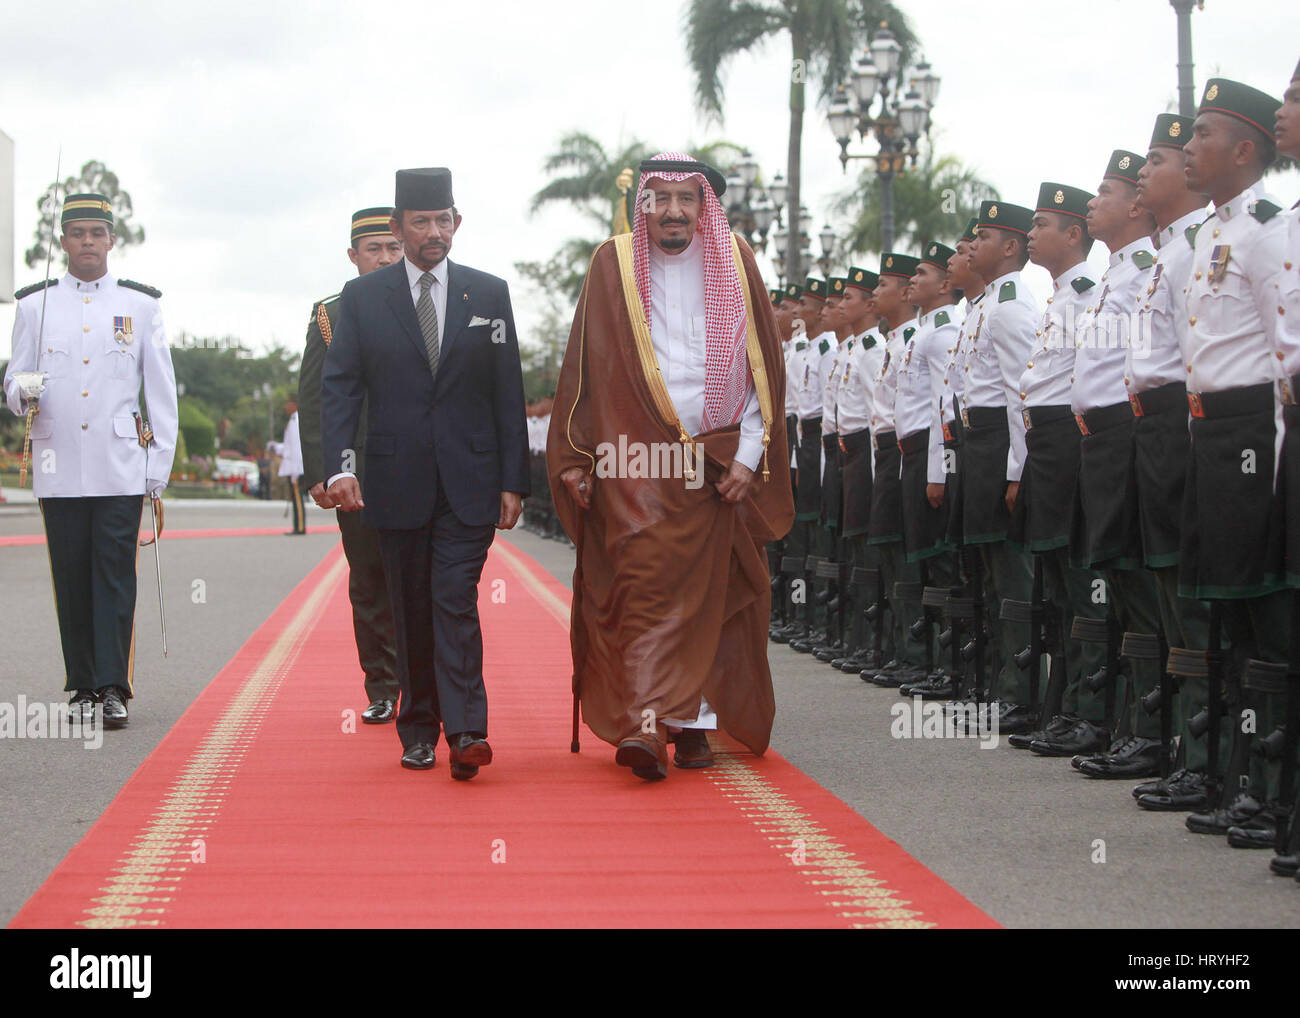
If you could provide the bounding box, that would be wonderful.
[15,371,46,401]
[147,478,167,497]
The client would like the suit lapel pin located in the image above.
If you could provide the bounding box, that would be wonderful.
[462,292,469,302]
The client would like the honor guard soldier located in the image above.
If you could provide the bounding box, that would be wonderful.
[941,219,983,560]
[1010,182,1109,755]
[770,283,804,639]
[1179,77,1290,849]
[895,242,961,697]
[1053,150,1165,763]
[3,193,178,727]
[1122,117,1219,804]
[297,207,402,724]
[963,201,1038,731]
[835,268,887,672]
[1267,57,1300,878]
[864,253,926,687]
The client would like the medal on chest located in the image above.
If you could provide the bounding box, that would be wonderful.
[113,315,134,344]
[1208,245,1231,285]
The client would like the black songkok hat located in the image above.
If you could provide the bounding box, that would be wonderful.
[1035,182,1093,220]
[395,167,454,211]
[1103,150,1145,186]
[1197,78,1281,138]
[920,241,956,270]
[1149,114,1193,151]
[976,200,1033,236]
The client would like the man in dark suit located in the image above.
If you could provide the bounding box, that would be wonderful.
[321,167,530,780]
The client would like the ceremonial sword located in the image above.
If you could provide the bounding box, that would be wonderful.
[135,411,167,657]
[16,150,61,487]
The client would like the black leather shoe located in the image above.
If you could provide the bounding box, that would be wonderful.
[1078,736,1164,779]
[361,698,396,724]
[449,733,493,769]
[1226,804,1284,848]
[1137,770,1212,811]
[899,675,956,699]
[69,689,98,724]
[450,761,479,781]
[1132,767,1196,800]
[1009,713,1077,750]
[400,743,436,770]
[100,686,129,729]
[1029,718,1108,756]
[1270,853,1299,876]
[1185,791,1262,834]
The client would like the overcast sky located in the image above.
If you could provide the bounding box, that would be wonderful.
[1,0,1296,363]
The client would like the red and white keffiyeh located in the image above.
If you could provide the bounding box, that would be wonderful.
[632,151,750,430]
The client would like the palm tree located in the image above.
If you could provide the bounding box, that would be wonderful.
[830,147,999,263]
[529,132,659,234]
[684,0,916,284]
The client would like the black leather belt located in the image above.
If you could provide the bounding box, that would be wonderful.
[898,429,929,455]
[1025,405,1073,430]
[1129,381,1186,417]
[1077,400,1133,435]
[1186,382,1273,419]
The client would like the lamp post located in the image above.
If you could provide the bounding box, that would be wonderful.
[1170,0,1202,117]
[827,26,940,252]
[722,150,780,258]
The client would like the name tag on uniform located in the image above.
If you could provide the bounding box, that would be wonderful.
[1208,245,1231,285]
[113,316,134,344]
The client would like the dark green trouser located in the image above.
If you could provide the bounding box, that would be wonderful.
[1149,565,1220,772]
[1104,568,1163,739]
[845,535,888,659]
[879,541,924,667]
[1220,592,1290,801]
[338,506,400,702]
[1039,547,1108,722]
[980,541,1034,702]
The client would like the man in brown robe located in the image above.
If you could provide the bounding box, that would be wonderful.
[547,152,794,781]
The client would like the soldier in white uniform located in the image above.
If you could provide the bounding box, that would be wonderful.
[1267,56,1300,878]
[1007,182,1109,757]
[963,201,1038,731]
[1178,77,1290,849]
[864,253,925,687]
[269,399,305,534]
[3,193,178,727]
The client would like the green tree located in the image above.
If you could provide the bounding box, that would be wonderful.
[830,147,999,261]
[178,399,216,458]
[529,132,660,236]
[26,160,146,269]
[684,0,916,282]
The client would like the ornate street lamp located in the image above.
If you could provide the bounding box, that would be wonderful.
[829,25,941,252]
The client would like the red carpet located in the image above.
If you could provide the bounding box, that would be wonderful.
[9,535,996,929]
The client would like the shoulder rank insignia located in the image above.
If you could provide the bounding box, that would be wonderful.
[935,310,951,327]
[1131,250,1155,270]
[903,326,917,341]
[14,278,56,301]
[1071,276,1095,294]
[315,301,335,347]
[862,335,877,351]
[795,340,807,351]
[1249,199,1281,224]
[1185,221,1203,247]
[819,338,830,355]
[118,278,162,298]
[998,280,1017,303]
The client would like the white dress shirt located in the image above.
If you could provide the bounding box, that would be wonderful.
[869,319,913,437]
[3,272,178,498]
[648,235,763,471]
[963,272,1037,482]
[942,296,982,424]
[274,411,303,478]
[404,255,448,347]
[836,328,884,438]
[1072,235,1154,413]
[895,308,958,484]
[1272,200,1300,378]
[1018,261,1093,410]
[1183,186,1289,394]
[1128,209,1206,395]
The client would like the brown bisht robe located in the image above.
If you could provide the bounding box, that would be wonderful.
[546,233,794,754]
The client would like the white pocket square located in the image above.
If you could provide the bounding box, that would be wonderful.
[468,315,492,328]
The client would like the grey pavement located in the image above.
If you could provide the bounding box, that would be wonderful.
[2,502,1296,928]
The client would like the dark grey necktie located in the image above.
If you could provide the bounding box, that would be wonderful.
[416,271,440,378]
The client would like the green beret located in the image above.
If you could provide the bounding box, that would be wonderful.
[846,266,879,291]
[1149,114,1193,151]
[769,288,783,305]
[829,277,847,295]
[784,283,803,303]
[1035,182,1093,220]
[1198,77,1281,139]
[1103,149,1145,186]
[61,193,113,227]
[879,252,920,279]
[351,207,394,244]
[920,241,956,270]
[976,200,1032,236]
[804,278,827,301]
[960,217,978,243]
